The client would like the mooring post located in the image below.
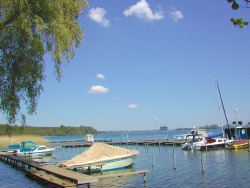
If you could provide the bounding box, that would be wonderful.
[248,139,250,152]
[88,166,91,175]
[152,153,155,167]
[143,173,147,182]
[173,138,176,170]
[201,154,204,173]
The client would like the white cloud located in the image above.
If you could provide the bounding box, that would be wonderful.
[96,74,105,79]
[169,7,183,22]
[128,103,138,109]
[88,7,110,27]
[124,0,164,21]
[88,85,108,94]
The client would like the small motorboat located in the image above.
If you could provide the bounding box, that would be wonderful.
[231,139,249,149]
[13,141,55,156]
[58,143,139,173]
[174,128,210,142]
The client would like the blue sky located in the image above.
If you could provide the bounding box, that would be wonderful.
[4,0,250,131]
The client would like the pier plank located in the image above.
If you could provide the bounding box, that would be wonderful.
[35,165,98,184]
[96,170,148,179]
[26,169,77,188]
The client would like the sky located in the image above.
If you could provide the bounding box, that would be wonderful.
[3,0,250,131]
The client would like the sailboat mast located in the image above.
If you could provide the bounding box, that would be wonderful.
[215,78,231,138]
[216,84,225,137]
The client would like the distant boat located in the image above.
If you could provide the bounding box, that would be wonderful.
[14,141,55,156]
[58,143,139,173]
[175,128,209,142]
[84,134,94,142]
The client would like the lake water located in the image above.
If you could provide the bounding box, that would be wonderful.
[0,129,250,188]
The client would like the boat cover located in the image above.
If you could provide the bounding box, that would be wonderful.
[58,143,139,168]
[205,133,223,140]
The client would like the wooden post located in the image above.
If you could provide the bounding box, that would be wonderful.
[88,166,91,175]
[173,140,176,170]
[152,154,154,167]
[143,173,147,182]
[248,139,250,152]
[69,147,71,158]
[201,154,204,173]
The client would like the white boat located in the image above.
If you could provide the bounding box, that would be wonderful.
[175,128,209,142]
[84,134,94,142]
[181,134,204,150]
[58,143,139,172]
[14,141,55,156]
[182,78,235,151]
[192,133,234,151]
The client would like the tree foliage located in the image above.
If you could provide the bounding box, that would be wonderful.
[0,0,88,124]
[227,0,249,28]
[199,124,219,129]
[0,124,97,136]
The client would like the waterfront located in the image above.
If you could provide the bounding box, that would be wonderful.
[0,129,250,187]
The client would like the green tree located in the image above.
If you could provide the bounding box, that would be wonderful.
[0,0,88,124]
[227,0,249,28]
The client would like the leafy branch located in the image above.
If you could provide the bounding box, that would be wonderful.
[227,0,249,28]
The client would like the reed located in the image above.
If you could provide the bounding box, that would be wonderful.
[0,134,49,148]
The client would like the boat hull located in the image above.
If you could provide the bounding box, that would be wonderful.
[16,149,54,156]
[192,138,234,151]
[198,143,227,151]
[75,155,136,173]
[232,139,249,149]
[101,155,136,171]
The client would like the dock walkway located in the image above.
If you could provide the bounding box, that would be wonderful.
[0,152,97,187]
[0,152,148,187]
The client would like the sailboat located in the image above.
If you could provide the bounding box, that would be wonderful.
[182,77,234,151]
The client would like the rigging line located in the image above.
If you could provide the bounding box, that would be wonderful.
[214,77,231,138]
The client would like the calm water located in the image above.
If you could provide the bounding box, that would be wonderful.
[1,129,250,188]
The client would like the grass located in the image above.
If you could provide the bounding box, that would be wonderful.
[0,134,49,148]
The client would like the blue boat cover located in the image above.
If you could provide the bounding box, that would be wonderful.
[205,133,223,140]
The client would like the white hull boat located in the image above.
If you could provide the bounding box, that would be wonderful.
[58,143,139,173]
[174,129,210,142]
[192,133,234,151]
[14,141,54,156]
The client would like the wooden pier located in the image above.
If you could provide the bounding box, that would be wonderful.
[60,139,183,148]
[0,152,97,187]
[0,152,148,187]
